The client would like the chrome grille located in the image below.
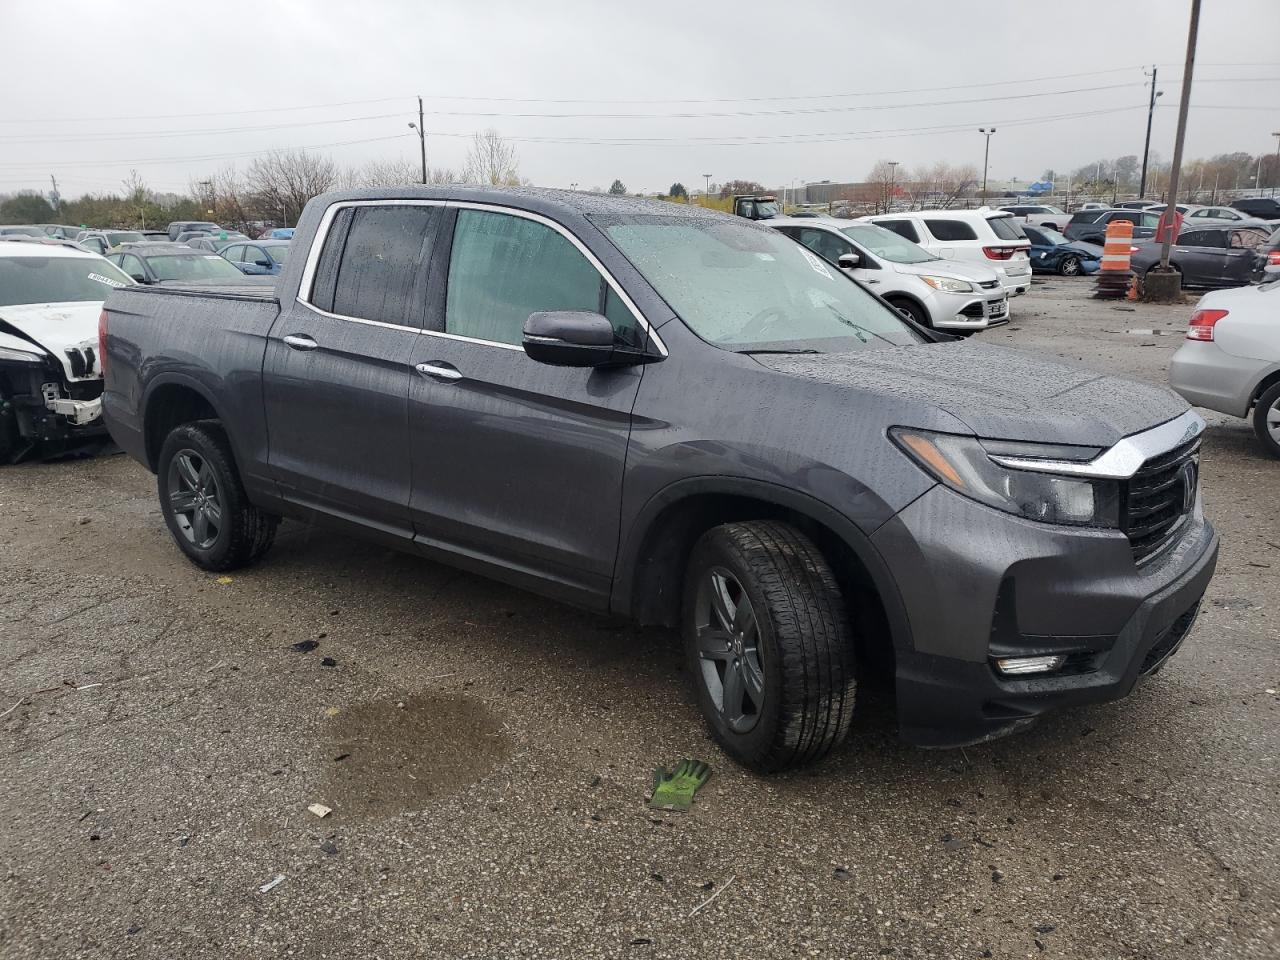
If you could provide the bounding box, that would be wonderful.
[1122,438,1200,564]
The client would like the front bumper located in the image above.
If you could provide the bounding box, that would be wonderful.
[1168,339,1272,420]
[871,484,1218,747]
[927,288,1009,331]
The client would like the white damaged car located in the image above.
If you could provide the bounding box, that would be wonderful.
[0,239,133,461]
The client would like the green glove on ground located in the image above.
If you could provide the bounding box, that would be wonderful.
[649,759,712,811]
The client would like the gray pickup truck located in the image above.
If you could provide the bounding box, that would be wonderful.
[100,187,1218,772]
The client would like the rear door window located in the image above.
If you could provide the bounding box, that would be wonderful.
[876,219,920,242]
[445,209,630,346]
[926,219,979,242]
[329,205,439,327]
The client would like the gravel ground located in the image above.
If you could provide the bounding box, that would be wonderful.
[1,280,1277,959]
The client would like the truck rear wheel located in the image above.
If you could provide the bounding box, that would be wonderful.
[157,421,278,571]
[682,520,856,772]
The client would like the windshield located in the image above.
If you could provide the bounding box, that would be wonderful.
[1,226,47,237]
[839,223,936,264]
[598,215,924,352]
[106,232,144,245]
[146,254,245,282]
[1039,206,1066,215]
[753,200,779,219]
[266,244,290,263]
[0,255,132,306]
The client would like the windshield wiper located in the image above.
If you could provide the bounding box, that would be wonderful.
[734,347,824,355]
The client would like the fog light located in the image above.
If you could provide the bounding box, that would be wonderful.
[994,655,1066,676]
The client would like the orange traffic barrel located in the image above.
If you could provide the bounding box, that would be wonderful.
[1094,218,1134,299]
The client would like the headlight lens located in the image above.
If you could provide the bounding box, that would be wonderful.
[0,345,46,364]
[891,428,1121,528]
[919,275,974,293]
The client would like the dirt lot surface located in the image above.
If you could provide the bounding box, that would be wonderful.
[2,280,1277,959]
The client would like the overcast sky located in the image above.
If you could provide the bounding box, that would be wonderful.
[2,0,1277,198]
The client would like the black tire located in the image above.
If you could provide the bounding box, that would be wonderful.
[0,389,18,464]
[889,298,931,329]
[682,520,856,772]
[1252,381,1280,459]
[1058,255,1082,277]
[157,420,278,571]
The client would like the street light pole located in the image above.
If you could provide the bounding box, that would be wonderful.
[978,128,995,203]
[703,173,713,202]
[1139,66,1162,199]
[407,95,427,185]
[1272,132,1280,198]
[886,161,899,213]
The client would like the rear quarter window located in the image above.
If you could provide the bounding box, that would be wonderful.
[1070,211,1104,224]
[924,219,979,242]
[329,205,438,326]
[986,217,1025,241]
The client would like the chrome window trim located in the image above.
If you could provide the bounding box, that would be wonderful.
[293,197,667,357]
[988,409,1205,480]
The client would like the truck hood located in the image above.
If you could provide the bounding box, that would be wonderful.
[758,340,1188,448]
[0,301,103,382]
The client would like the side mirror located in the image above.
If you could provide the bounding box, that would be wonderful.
[837,252,860,270]
[130,273,148,284]
[255,259,272,268]
[523,311,619,367]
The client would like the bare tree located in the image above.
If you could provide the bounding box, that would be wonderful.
[247,149,338,225]
[462,129,520,186]
[121,169,151,228]
[345,158,459,188]
[865,161,900,214]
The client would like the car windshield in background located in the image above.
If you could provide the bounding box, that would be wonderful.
[839,223,936,264]
[598,215,924,352]
[0,255,132,306]
[1038,227,1071,245]
[106,232,144,245]
[266,245,290,263]
[1,226,47,237]
[146,254,245,282]
[987,216,1026,241]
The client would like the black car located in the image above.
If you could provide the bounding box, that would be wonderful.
[106,243,261,285]
[97,186,1218,772]
[1063,209,1160,244]
[1130,225,1272,288]
[1231,197,1280,220]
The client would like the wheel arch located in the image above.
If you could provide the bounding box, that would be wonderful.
[614,477,913,671]
[141,374,227,472]
[1250,368,1280,409]
[880,291,931,324]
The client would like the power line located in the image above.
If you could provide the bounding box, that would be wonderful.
[0,113,405,145]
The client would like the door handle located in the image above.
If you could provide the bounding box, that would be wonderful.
[283,334,318,351]
[415,362,462,382]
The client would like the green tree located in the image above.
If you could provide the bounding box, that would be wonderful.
[608,179,627,195]
[669,182,687,198]
[0,191,55,224]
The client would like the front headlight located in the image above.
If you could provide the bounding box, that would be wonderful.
[891,428,1120,527]
[0,345,46,364]
[919,275,974,293]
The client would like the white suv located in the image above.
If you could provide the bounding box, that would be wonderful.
[767,217,1008,332]
[862,209,1033,299]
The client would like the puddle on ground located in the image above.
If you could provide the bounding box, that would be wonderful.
[318,693,510,820]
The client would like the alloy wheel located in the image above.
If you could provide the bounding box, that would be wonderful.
[694,567,765,733]
[1060,256,1081,276]
[167,449,223,549]
[1268,397,1280,446]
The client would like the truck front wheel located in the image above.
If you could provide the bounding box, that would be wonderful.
[682,521,857,772]
[157,421,278,571]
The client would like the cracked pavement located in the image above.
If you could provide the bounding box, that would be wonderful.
[1,281,1277,959]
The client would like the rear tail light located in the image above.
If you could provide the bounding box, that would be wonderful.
[98,309,108,376]
[983,246,1016,260]
[1186,308,1228,341]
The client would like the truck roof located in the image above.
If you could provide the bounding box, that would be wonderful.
[307,185,725,222]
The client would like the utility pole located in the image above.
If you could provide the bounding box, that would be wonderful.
[886,161,899,213]
[48,174,60,213]
[1139,66,1162,199]
[1158,0,1201,274]
[703,173,712,201]
[408,96,427,185]
[978,128,995,203]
